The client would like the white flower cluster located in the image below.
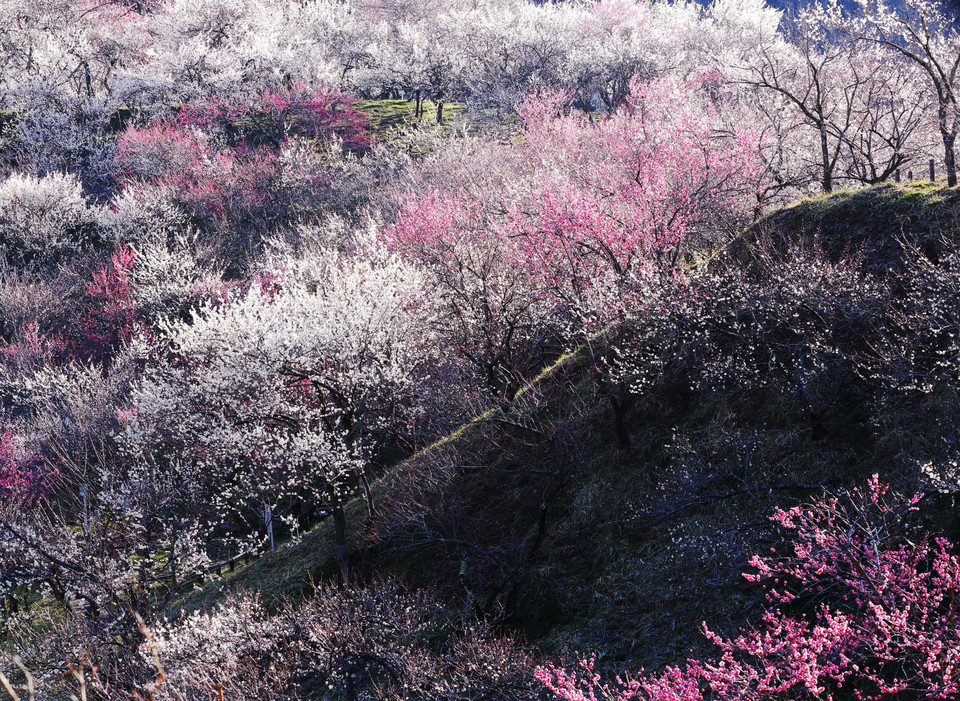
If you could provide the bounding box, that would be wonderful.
[143,581,535,701]
[120,233,434,526]
[0,172,102,269]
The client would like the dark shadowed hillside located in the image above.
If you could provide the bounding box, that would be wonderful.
[177,183,960,675]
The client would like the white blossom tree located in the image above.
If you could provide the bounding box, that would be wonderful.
[120,229,433,578]
[853,0,960,185]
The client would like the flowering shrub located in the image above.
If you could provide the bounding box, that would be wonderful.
[114,124,284,242]
[0,173,103,270]
[394,77,759,324]
[0,430,52,505]
[388,184,555,399]
[606,249,886,400]
[144,580,537,701]
[538,477,960,700]
[113,87,372,247]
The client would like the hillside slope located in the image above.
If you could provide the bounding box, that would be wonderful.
[186,183,960,670]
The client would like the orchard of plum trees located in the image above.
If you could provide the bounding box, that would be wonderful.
[2,0,960,698]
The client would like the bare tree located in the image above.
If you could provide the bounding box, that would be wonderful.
[840,44,931,184]
[854,0,960,185]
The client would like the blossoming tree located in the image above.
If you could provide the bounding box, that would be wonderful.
[538,477,960,701]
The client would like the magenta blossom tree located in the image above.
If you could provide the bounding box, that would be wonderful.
[175,86,373,151]
[0,429,53,505]
[538,476,960,701]
[113,86,372,250]
[76,244,141,366]
[0,245,143,369]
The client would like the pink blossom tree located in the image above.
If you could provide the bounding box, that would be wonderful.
[389,76,760,429]
[393,76,761,331]
[0,429,51,505]
[505,77,760,327]
[113,86,372,252]
[388,182,556,400]
[538,476,960,701]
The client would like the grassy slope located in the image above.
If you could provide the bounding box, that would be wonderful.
[732,182,960,273]
[181,182,960,670]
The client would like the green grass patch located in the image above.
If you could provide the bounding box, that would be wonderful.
[353,99,465,142]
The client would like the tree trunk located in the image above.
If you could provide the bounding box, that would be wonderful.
[330,494,350,583]
[820,122,833,193]
[944,131,957,187]
[360,471,375,520]
[169,526,178,591]
[610,393,631,450]
[936,98,957,187]
[436,100,444,125]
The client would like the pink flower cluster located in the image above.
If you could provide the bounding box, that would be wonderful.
[1,246,142,368]
[176,86,373,152]
[114,86,372,233]
[511,78,756,284]
[0,429,55,504]
[390,77,760,328]
[538,476,960,700]
[76,244,142,364]
[114,123,282,228]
